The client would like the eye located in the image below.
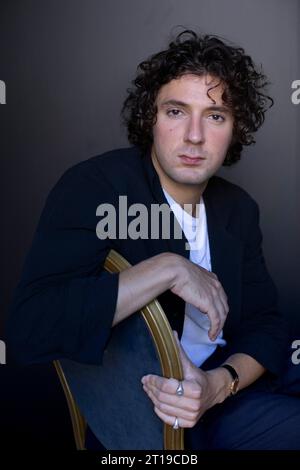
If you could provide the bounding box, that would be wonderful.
[166,108,184,118]
[209,114,225,122]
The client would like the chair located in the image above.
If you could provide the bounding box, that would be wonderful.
[54,249,184,450]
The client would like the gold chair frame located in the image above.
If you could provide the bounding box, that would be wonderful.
[54,249,184,450]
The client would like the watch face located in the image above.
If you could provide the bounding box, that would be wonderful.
[231,378,239,394]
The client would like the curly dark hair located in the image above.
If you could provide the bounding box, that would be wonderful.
[122,30,273,165]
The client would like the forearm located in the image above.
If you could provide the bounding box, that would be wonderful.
[8,272,120,365]
[206,353,266,406]
[112,252,178,326]
[222,353,265,391]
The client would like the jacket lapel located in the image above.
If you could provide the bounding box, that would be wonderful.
[203,178,243,336]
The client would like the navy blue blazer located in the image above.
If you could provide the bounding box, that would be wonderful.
[7,147,288,377]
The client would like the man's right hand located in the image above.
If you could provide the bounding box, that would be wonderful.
[113,252,229,338]
[169,255,229,340]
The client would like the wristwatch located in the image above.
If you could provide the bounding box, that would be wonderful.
[221,364,239,396]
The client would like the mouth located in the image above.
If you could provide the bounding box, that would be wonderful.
[179,155,206,165]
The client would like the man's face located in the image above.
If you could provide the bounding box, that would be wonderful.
[151,74,234,195]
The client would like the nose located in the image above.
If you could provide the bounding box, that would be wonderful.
[184,115,205,144]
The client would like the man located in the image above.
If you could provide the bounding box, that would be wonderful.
[8,30,300,449]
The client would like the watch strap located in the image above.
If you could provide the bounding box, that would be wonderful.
[221,364,239,395]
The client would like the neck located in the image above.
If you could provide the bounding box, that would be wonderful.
[166,185,203,217]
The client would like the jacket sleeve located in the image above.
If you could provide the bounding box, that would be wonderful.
[225,197,289,376]
[7,163,119,365]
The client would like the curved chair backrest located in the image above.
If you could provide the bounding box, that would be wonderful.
[54,360,87,449]
[54,249,184,450]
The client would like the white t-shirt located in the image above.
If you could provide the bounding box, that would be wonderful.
[163,188,226,367]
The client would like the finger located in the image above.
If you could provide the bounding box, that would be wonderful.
[208,297,228,340]
[143,381,201,410]
[217,286,229,317]
[142,373,202,400]
[205,286,228,340]
[209,277,228,311]
[202,303,221,341]
[153,406,196,429]
[141,375,178,395]
[144,386,199,420]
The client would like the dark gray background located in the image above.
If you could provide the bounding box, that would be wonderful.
[0,0,299,449]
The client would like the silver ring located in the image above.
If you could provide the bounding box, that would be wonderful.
[176,380,184,396]
[173,416,179,430]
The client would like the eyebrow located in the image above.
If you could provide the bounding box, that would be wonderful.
[160,99,231,113]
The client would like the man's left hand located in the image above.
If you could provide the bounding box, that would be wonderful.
[141,332,229,428]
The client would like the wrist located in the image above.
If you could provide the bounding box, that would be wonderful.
[206,367,233,406]
[220,364,240,396]
[160,252,185,290]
